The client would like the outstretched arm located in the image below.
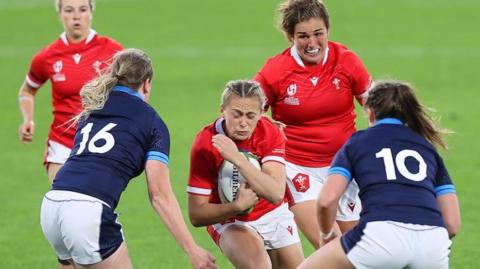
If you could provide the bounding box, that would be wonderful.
[145,160,217,269]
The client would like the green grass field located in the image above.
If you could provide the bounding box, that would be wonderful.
[1,0,479,268]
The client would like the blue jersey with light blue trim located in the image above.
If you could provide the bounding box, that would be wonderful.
[52,86,170,209]
[330,118,454,227]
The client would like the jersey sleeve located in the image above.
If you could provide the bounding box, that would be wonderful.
[145,114,170,165]
[344,52,372,104]
[433,154,456,197]
[254,67,274,111]
[260,119,286,164]
[328,139,353,182]
[26,49,49,88]
[187,133,216,196]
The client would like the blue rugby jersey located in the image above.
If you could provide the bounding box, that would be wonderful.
[330,118,455,227]
[52,86,170,209]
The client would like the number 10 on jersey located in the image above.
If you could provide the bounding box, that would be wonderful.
[375,148,427,182]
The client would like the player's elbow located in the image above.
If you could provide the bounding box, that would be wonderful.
[188,212,206,228]
[270,191,284,205]
[265,183,285,205]
[317,193,337,211]
[445,217,461,239]
[265,195,283,205]
[188,204,207,227]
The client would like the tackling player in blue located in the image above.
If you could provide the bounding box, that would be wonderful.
[40,48,217,269]
[299,80,461,269]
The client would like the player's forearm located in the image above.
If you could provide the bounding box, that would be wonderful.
[437,193,461,238]
[188,201,244,227]
[235,158,284,204]
[317,196,338,235]
[18,82,36,122]
[151,192,199,253]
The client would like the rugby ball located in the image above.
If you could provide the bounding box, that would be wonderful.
[218,152,261,206]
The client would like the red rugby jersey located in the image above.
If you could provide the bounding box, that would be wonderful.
[25,30,123,148]
[187,117,287,222]
[254,41,372,167]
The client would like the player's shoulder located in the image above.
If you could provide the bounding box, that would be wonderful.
[96,34,123,51]
[96,34,123,50]
[346,129,367,146]
[329,41,363,65]
[254,117,283,138]
[193,120,216,143]
[32,37,64,60]
[259,48,296,78]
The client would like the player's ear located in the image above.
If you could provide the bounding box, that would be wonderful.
[141,78,152,101]
[366,107,376,127]
[287,33,294,43]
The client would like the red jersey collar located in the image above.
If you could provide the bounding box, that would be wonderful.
[60,29,97,46]
[214,117,226,135]
[289,44,329,68]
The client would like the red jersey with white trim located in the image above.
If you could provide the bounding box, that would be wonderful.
[187,117,287,222]
[26,30,123,148]
[254,41,372,167]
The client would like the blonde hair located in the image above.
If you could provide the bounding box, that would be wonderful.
[55,0,95,12]
[221,80,266,110]
[76,48,153,121]
[365,80,450,149]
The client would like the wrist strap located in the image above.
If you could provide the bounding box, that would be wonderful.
[19,96,33,102]
[320,230,335,240]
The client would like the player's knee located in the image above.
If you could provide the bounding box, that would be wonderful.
[240,255,272,269]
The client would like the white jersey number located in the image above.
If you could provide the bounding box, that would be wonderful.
[77,123,117,154]
[375,148,427,181]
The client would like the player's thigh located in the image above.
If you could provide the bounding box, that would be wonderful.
[75,242,132,269]
[345,221,410,269]
[40,195,71,261]
[47,162,63,184]
[298,238,353,269]
[410,228,451,269]
[268,242,304,269]
[336,180,361,224]
[289,201,320,246]
[219,225,271,269]
[285,162,324,205]
[48,191,124,266]
[337,220,358,234]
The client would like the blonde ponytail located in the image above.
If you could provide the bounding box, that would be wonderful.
[72,48,153,124]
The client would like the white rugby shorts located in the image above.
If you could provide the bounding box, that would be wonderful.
[207,203,300,250]
[40,190,124,265]
[343,221,451,269]
[45,139,72,165]
[285,161,361,221]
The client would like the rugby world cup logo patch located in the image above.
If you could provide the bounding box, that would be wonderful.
[53,60,66,82]
[285,83,300,105]
[53,60,63,73]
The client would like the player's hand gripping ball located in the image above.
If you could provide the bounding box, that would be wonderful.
[218,152,260,213]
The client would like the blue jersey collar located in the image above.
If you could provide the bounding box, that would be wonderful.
[374,117,403,126]
[112,85,144,101]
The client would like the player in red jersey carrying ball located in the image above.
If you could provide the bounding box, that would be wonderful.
[187,80,304,269]
[254,0,373,248]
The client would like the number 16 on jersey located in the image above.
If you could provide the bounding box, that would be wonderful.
[77,123,117,154]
